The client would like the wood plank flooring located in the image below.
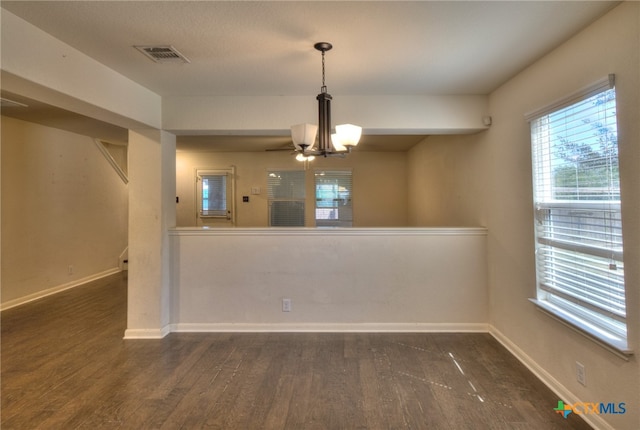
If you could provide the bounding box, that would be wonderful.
[1,274,591,429]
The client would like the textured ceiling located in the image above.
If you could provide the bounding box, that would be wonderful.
[0,1,620,150]
[1,1,618,96]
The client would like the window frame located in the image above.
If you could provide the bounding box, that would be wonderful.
[196,168,235,223]
[526,75,631,355]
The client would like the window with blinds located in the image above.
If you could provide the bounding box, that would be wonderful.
[527,75,629,353]
[267,170,305,226]
[315,170,353,227]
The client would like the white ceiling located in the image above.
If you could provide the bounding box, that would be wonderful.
[0,0,620,150]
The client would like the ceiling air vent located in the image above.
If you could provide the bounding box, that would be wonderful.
[134,45,190,63]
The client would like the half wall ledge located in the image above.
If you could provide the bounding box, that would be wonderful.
[167,227,489,332]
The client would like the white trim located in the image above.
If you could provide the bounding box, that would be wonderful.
[0,268,121,311]
[489,326,615,430]
[123,325,171,340]
[169,227,488,237]
[530,299,631,357]
[524,74,615,122]
[169,322,489,333]
[93,139,128,184]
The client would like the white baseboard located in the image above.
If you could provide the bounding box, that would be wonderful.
[123,325,171,340]
[489,326,613,430]
[1,268,121,311]
[124,322,487,340]
[169,322,489,333]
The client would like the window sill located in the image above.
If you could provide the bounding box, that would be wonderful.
[529,298,633,359]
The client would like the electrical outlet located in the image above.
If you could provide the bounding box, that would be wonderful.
[282,298,292,312]
[576,361,586,386]
[68,265,74,275]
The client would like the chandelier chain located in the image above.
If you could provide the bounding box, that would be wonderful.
[321,50,327,93]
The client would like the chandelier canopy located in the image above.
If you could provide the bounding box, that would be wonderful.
[291,42,362,162]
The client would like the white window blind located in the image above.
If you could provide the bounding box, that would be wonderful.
[315,170,353,227]
[528,75,629,353]
[267,170,305,226]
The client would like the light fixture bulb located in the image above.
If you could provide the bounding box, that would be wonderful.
[296,153,315,162]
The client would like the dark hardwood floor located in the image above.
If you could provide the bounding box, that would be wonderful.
[1,274,591,429]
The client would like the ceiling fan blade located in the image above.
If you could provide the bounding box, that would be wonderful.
[265,147,295,152]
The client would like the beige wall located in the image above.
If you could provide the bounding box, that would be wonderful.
[1,116,129,306]
[176,149,408,227]
[404,4,639,428]
[407,134,487,227]
[484,3,638,429]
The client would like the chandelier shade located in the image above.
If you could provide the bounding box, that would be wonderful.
[290,42,361,161]
[331,134,347,152]
[291,123,318,151]
[334,124,362,148]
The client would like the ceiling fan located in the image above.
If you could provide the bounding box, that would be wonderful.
[265,141,298,152]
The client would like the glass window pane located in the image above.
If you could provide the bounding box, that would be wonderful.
[530,85,627,348]
[267,170,305,226]
[315,170,352,227]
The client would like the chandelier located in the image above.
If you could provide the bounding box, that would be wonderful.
[291,42,362,162]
